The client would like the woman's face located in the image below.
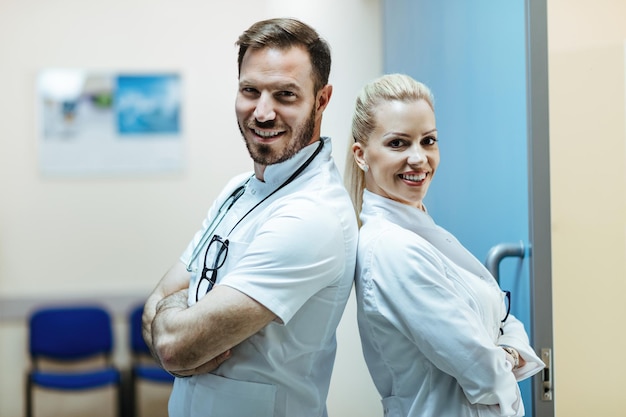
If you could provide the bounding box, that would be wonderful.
[353,99,439,210]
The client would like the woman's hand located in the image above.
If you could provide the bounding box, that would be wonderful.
[501,345,526,370]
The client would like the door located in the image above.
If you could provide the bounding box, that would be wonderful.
[382,0,554,415]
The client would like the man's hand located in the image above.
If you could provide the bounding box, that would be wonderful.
[155,288,189,316]
[152,289,234,376]
[143,262,192,366]
[151,289,190,368]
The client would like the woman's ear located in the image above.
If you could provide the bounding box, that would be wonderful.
[352,142,369,172]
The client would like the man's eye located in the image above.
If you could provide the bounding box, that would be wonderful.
[277,91,296,98]
[241,87,259,96]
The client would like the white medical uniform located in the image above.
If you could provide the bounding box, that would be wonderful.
[355,190,544,417]
[170,138,358,417]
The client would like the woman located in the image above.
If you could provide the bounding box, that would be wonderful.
[346,73,544,416]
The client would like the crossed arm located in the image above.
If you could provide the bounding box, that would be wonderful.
[142,261,277,377]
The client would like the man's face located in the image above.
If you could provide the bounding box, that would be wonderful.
[235,46,322,167]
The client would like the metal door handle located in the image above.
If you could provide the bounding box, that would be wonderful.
[484,241,525,284]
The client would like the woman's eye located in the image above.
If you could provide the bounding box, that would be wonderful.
[388,139,404,148]
[423,136,438,146]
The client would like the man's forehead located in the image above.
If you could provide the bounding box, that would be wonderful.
[239,46,314,86]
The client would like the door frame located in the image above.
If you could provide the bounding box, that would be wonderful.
[526,0,554,415]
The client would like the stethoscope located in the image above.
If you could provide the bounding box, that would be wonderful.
[184,177,249,272]
[184,139,324,272]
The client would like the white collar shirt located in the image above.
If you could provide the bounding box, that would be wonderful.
[171,137,358,417]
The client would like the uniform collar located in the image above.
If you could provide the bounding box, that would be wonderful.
[251,137,331,190]
[361,189,437,234]
[361,189,495,281]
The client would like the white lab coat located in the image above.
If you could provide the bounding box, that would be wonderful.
[355,190,544,417]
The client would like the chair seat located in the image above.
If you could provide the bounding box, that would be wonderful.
[30,367,120,390]
[133,364,175,383]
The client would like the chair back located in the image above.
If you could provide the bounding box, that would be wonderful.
[130,304,151,355]
[29,305,113,361]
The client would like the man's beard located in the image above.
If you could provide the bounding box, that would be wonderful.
[239,107,316,166]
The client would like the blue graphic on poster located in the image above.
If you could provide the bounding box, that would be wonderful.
[116,75,181,135]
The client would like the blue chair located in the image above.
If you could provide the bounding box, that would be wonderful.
[128,304,174,416]
[25,305,123,417]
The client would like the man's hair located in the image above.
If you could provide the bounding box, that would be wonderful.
[236,18,332,93]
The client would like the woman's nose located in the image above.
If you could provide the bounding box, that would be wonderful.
[253,92,276,122]
[407,146,426,165]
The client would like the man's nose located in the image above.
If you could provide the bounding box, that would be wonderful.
[253,92,276,122]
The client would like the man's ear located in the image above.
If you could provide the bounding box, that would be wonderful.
[316,84,333,113]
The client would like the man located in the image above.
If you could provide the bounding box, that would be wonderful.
[142,18,358,417]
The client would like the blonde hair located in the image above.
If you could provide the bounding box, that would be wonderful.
[344,73,435,221]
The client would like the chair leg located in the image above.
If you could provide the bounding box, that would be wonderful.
[118,380,125,417]
[25,374,33,417]
[129,371,137,417]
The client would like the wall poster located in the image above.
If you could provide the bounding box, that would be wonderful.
[37,69,183,176]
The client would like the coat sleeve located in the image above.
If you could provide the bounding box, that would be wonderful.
[498,314,546,381]
[366,229,524,416]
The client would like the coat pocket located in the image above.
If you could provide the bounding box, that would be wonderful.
[190,373,276,417]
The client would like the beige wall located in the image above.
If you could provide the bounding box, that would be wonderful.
[548,0,626,416]
[0,1,382,416]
